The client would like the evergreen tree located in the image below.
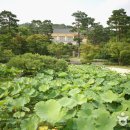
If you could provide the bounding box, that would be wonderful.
[0,10,19,35]
[107,8,130,42]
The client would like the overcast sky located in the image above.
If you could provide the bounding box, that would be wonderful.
[0,0,130,26]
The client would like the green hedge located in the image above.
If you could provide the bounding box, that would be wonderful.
[7,53,68,75]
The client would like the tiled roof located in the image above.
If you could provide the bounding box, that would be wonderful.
[53,28,74,34]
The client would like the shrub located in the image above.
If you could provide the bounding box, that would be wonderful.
[80,43,99,63]
[0,47,14,63]
[106,42,130,65]
[55,59,68,71]
[7,53,44,75]
[120,50,130,65]
[7,53,68,75]
[26,34,49,55]
[41,56,68,72]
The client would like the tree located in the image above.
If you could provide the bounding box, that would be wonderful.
[18,26,31,36]
[72,11,94,57]
[107,8,130,42]
[11,35,28,54]
[107,41,130,65]
[30,20,42,34]
[30,20,53,41]
[26,34,49,55]
[87,23,110,44]
[0,10,19,35]
[0,33,12,49]
[0,46,14,63]
[40,20,53,39]
[47,43,64,58]
[80,43,99,63]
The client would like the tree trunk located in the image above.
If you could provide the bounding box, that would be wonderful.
[118,57,121,65]
[77,30,80,58]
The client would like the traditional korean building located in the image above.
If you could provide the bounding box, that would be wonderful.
[52,28,77,44]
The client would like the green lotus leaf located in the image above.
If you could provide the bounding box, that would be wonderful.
[76,117,95,130]
[35,99,65,124]
[101,90,118,103]
[10,96,30,109]
[87,78,95,85]
[58,97,77,109]
[72,94,87,105]
[20,115,40,130]
[68,88,81,96]
[95,78,104,85]
[58,72,68,78]
[13,111,25,118]
[39,84,50,92]
[94,109,117,130]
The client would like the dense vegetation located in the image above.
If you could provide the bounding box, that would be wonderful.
[0,8,130,130]
[0,9,130,65]
[0,64,130,130]
[71,9,130,65]
[0,10,77,63]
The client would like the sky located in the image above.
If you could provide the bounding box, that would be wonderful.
[0,0,130,26]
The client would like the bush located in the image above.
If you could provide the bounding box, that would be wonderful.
[7,53,44,75]
[55,59,68,71]
[7,53,68,75]
[26,34,49,55]
[120,50,130,65]
[106,42,130,65]
[0,47,14,63]
[41,55,68,71]
[80,44,99,63]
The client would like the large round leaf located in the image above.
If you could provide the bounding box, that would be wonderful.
[101,90,118,103]
[58,97,77,109]
[35,99,65,124]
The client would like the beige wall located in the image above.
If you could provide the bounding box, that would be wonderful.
[52,33,77,44]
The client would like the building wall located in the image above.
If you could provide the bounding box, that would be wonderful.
[52,33,77,44]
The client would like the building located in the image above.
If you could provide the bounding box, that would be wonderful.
[52,28,77,44]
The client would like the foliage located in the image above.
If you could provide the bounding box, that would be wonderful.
[107,8,130,42]
[80,43,99,63]
[106,41,130,65]
[26,34,50,55]
[55,59,69,71]
[0,65,130,129]
[41,55,68,71]
[0,10,19,35]
[47,43,76,59]
[7,53,44,75]
[0,47,14,63]
[7,53,68,75]
[0,63,22,80]
[40,20,53,38]
[18,26,31,36]
[0,33,12,49]
[87,23,110,44]
[72,11,95,56]
[47,43,64,58]
[11,35,28,54]
[120,50,130,65]
[30,20,53,38]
